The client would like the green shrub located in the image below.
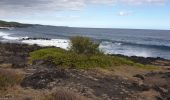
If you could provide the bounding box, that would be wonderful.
[111,56,135,66]
[70,36,101,55]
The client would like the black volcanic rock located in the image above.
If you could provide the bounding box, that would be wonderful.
[113,54,170,66]
[22,37,51,40]
[21,68,67,89]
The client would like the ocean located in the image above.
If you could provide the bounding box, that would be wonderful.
[0,25,170,59]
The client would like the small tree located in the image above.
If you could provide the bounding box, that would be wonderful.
[70,36,101,55]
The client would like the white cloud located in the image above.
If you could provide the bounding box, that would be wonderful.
[0,0,166,16]
[89,0,117,4]
[122,0,166,5]
[118,11,131,16]
[0,0,115,16]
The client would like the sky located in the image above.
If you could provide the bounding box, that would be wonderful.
[0,0,170,30]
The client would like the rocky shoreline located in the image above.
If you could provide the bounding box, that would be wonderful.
[113,54,170,66]
[0,42,170,100]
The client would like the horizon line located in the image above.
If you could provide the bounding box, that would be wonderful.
[1,19,170,31]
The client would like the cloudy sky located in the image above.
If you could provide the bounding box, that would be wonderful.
[0,0,169,29]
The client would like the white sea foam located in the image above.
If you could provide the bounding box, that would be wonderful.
[0,32,19,40]
[0,31,70,49]
[123,50,150,57]
[0,31,29,41]
[100,41,151,57]
[0,32,9,37]
[2,35,20,40]
[22,39,70,50]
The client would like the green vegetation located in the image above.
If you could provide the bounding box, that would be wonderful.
[0,20,31,27]
[0,69,22,91]
[70,36,101,55]
[30,36,158,70]
[30,48,112,69]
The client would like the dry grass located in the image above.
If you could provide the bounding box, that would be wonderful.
[44,89,89,100]
[0,85,49,100]
[0,68,46,99]
[0,63,12,68]
[0,87,89,100]
[92,66,147,78]
[135,89,160,100]
[0,68,23,95]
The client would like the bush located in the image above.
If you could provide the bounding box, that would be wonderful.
[0,69,22,91]
[44,89,88,100]
[70,36,101,55]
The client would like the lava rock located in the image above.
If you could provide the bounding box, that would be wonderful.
[21,68,67,89]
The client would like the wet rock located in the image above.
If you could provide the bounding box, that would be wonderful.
[21,68,67,89]
[22,37,51,40]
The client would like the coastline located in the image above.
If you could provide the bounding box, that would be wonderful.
[0,41,170,66]
[0,27,12,30]
[113,54,170,66]
[1,34,170,60]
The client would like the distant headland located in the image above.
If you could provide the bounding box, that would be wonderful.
[0,20,33,28]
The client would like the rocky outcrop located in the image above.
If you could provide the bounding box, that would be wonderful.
[21,68,67,89]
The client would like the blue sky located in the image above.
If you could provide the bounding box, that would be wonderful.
[0,0,169,30]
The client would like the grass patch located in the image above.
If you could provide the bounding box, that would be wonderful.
[30,48,158,70]
[30,48,112,69]
[0,69,23,91]
[134,63,159,70]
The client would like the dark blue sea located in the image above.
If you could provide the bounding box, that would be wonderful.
[0,25,170,59]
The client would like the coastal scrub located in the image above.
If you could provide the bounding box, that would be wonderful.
[30,36,158,70]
